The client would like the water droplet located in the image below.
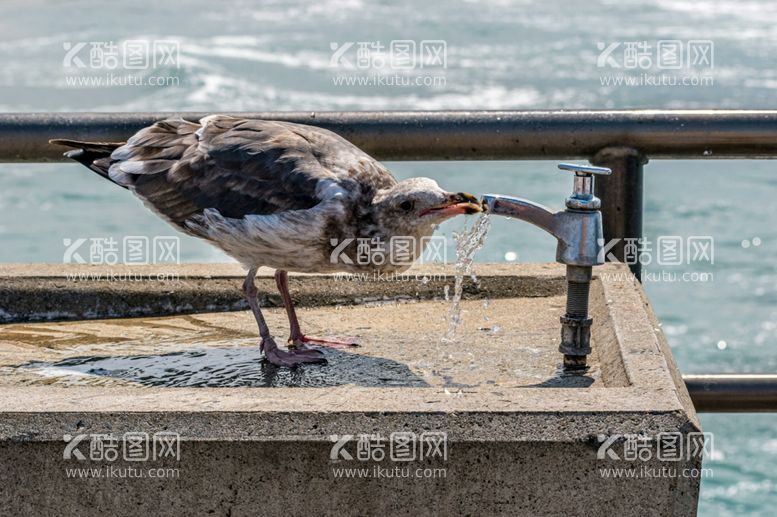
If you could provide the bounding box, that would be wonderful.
[717,340,727,350]
[504,251,518,261]
[741,239,751,249]
[752,237,762,246]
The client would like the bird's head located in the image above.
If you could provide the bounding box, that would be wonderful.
[372,177,482,236]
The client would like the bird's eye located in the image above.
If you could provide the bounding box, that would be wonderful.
[399,200,414,211]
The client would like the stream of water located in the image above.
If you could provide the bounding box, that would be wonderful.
[444,213,491,341]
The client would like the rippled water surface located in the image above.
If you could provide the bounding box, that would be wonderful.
[1,1,776,513]
[15,347,428,388]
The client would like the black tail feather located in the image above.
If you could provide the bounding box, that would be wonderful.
[49,139,126,187]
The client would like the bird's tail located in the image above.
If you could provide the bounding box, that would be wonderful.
[49,138,126,187]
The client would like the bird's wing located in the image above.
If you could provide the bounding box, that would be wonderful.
[108,115,397,227]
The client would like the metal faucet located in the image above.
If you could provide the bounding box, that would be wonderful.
[482,163,613,369]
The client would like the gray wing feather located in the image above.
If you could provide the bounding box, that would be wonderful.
[107,116,397,227]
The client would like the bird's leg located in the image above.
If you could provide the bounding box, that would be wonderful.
[243,267,325,367]
[275,270,360,349]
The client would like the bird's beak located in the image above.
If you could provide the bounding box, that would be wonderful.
[421,192,483,217]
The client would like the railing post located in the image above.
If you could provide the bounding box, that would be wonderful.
[591,147,647,280]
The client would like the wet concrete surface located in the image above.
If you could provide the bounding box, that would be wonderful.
[0,296,600,388]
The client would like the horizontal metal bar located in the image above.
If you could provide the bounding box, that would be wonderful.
[3,110,777,162]
[684,374,777,412]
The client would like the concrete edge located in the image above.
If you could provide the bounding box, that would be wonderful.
[596,265,700,429]
[634,281,702,432]
[0,263,566,323]
[0,409,693,444]
[0,385,692,442]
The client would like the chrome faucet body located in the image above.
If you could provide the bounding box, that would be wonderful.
[482,163,613,369]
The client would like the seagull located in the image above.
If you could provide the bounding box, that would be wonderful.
[51,115,482,367]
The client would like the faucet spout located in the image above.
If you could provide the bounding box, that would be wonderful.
[482,193,604,267]
[481,194,560,240]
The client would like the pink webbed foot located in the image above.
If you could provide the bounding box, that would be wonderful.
[261,337,326,367]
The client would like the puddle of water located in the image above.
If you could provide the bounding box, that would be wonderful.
[10,347,429,388]
[444,213,491,341]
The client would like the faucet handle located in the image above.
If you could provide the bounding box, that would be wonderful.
[557,163,612,210]
[557,163,612,176]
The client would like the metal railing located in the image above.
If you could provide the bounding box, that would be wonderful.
[685,374,777,412]
[1,109,776,412]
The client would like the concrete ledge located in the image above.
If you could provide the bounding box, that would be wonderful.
[0,263,565,323]
[0,263,702,516]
